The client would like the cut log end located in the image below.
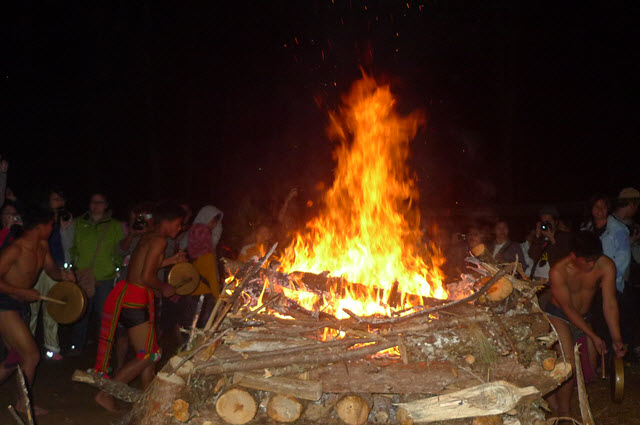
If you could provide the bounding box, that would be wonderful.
[266,394,303,422]
[215,388,257,425]
[471,244,486,257]
[396,407,413,425]
[486,277,513,302]
[171,399,190,422]
[542,357,556,371]
[169,355,195,378]
[336,395,370,425]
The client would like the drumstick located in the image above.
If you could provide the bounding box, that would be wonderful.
[40,295,66,305]
[601,352,605,379]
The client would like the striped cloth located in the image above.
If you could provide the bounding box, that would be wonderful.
[93,280,161,377]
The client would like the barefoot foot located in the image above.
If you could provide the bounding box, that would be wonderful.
[95,391,120,412]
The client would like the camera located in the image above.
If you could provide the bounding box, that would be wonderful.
[58,208,71,222]
[132,215,147,231]
[132,213,152,231]
[457,233,466,241]
[541,221,552,232]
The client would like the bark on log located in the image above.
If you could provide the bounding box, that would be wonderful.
[71,369,142,403]
[301,394,340,421]
[335,395,371,425]
[199,340,396,375]
[137,372,186,425]
[309,356,567,395]
[472,416,503,425]
[397,381,539,423]
[215,388,257,425]
[266,394,304,422]
[233,372,322,401]
[396,407,413,425]
[372,394,392,423]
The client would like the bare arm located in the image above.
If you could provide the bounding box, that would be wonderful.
[600,258,625,356]
[0,245,39,301]
[43,249,63,281]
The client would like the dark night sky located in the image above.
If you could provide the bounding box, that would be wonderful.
[3,2,637,237]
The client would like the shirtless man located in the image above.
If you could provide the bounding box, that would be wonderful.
[0,208,75,414]
[544,231,626,416]
[94,202,184,411]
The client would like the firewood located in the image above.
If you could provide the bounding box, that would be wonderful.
[471,243,487,257]
[233,372,322,401]
[215,388,257,425]
[71,369,142,403]
[169,355,195,378]
[486,276,513,302]
[550,361,572,381]
[473,415,503,425]
[344,269,508,325]
[133,372,186,425]
[199,340,397,375]
[397,381,539,422]
[309,355,563,396]
[266,394,304,422]
[372,394,392,423]
[16,367,33,425]
[335,395,371,425]
[302,394,340,421]
[574,344,595,425]
[171,399,190,422]
[542,357,555,371]
[396,407,413,425]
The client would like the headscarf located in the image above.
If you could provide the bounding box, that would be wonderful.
[191,205,224,249]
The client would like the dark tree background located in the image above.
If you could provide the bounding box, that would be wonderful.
[3,2,637,242]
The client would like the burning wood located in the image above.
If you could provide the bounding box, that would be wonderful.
[76,256,570,425]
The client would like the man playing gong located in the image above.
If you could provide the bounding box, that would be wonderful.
[0,208,75,415]
[544,231,626,416]
[94,202,184,411]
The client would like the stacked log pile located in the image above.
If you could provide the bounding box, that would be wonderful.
[74,251,570,425]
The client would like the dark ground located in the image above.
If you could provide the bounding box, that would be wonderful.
[1,344,639,425]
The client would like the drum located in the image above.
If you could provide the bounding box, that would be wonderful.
[168,263,201,295]
[46,281,87,324]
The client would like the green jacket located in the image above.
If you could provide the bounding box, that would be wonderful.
[70,211,124,281]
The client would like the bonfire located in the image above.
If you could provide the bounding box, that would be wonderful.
[72,74,574,425]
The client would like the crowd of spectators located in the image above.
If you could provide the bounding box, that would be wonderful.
[439,188,640,366]
[0,156,300,368]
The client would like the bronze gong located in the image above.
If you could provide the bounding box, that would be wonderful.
[168,262,201,295]
[46,281,87,324]
[610,355,624,402]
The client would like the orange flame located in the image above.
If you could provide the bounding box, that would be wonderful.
[278,74,447,319]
